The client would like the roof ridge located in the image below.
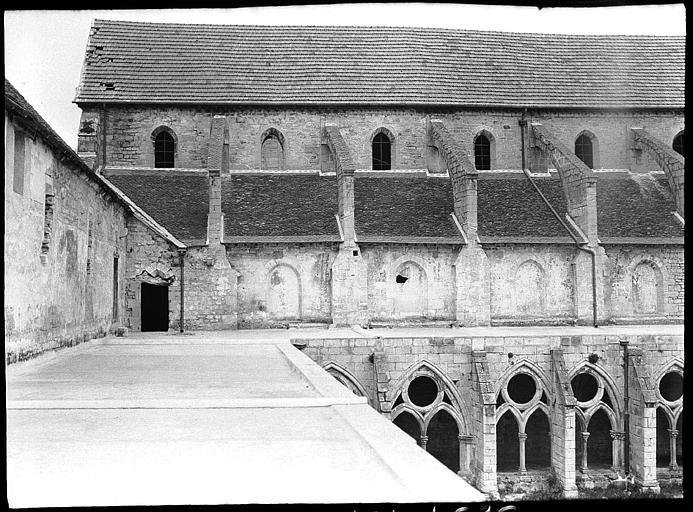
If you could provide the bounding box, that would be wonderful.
[90,18,685,39]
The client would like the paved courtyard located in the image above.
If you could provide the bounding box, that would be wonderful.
[6,329,485,507]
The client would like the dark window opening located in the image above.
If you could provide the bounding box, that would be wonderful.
[575,134,594,168]
[660,372,683,402]
[154,131,175,168]
[372,132,391,170]
[442,392,452,405]
[497,412,520,471]
[656,408,671,467]
[602,390,613,408]
[474,134,491,170]
[141,283,169,332]
[112,256,119,321]
[525,410,551,469]
[540,391,548,404]
[393,412,421,445]
[408,376,438,407]
[673,131,684,158]
[396,274,408,284]
[507,373,536,404]
[352,250,359,257]
[496,393,506,406]
[393,394,404,408]
[571,373,599,402]
[427,410,460,472]
[13,131,26,194]
[585,409,612,469]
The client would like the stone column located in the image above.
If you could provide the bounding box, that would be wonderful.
[668,429,679,471]
[580,432,590,472]
[518,432,528,474]
[610,430,625,472]
[420,435,428,450]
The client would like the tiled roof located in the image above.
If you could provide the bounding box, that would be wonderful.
[477,174,572,240]
[106,172,210,244]
[222,175,341,240]
[596,172,683,239]
[75,20,684,109]
[354,177,462,241]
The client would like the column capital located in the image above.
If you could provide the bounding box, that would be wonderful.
[458,434,474,443]
[517,432,528,441]
[610,430,626,440]
[669,429,679,438]
[581,431,591,441]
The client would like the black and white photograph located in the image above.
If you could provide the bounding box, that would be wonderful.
[4,2,685,509]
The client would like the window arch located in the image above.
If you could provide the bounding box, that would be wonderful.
[569,363,623,473]
[261,128,285,170]
[575,131,597,169]
[152,126,176,168]
[673,130,684,158]
[654,360,683,472]
[494,361,553,474]
[322,361,371,406]
[372,128,393,170]
[389,360,471,474]
[474,131,493,170]
[632,260,663,314]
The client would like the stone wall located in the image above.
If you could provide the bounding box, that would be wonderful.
[122,218,181,332]
[5,114,128,363]
[361,244,458,322]
[603,244,684,322]
[299,330,684,494]
[485,244,576,325]
[85,106,684,172]
[226,243,337,328]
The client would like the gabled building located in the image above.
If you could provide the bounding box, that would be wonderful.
[5,20,684,498]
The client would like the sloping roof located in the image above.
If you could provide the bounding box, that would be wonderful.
[106,172,210,245]
[75,20,684,109]
[354,177,462,242]
[596,172,683,239]
[477,173,575,242]
[222,175,341,241]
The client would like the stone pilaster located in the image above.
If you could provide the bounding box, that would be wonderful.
[428,119,490,326]
[627,347,660,493]
[455,247,491,326]
[550,349,579,497]
[470,350,499,498]
[324,123,369,326]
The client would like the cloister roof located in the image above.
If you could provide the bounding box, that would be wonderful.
[76,20,684,109]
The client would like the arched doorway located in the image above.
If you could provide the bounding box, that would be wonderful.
[266,264,301,320]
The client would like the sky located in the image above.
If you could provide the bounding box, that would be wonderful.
[4,3,686,150]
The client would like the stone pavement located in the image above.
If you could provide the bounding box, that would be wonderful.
[6,330,485,507]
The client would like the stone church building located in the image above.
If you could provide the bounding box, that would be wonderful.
[5,20,684,498]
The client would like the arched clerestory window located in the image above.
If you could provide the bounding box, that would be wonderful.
[153,128,175,168]
[673,130,684,158]
[474,133,492,170]
[372,130,392,170]
[575,132,595,169]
